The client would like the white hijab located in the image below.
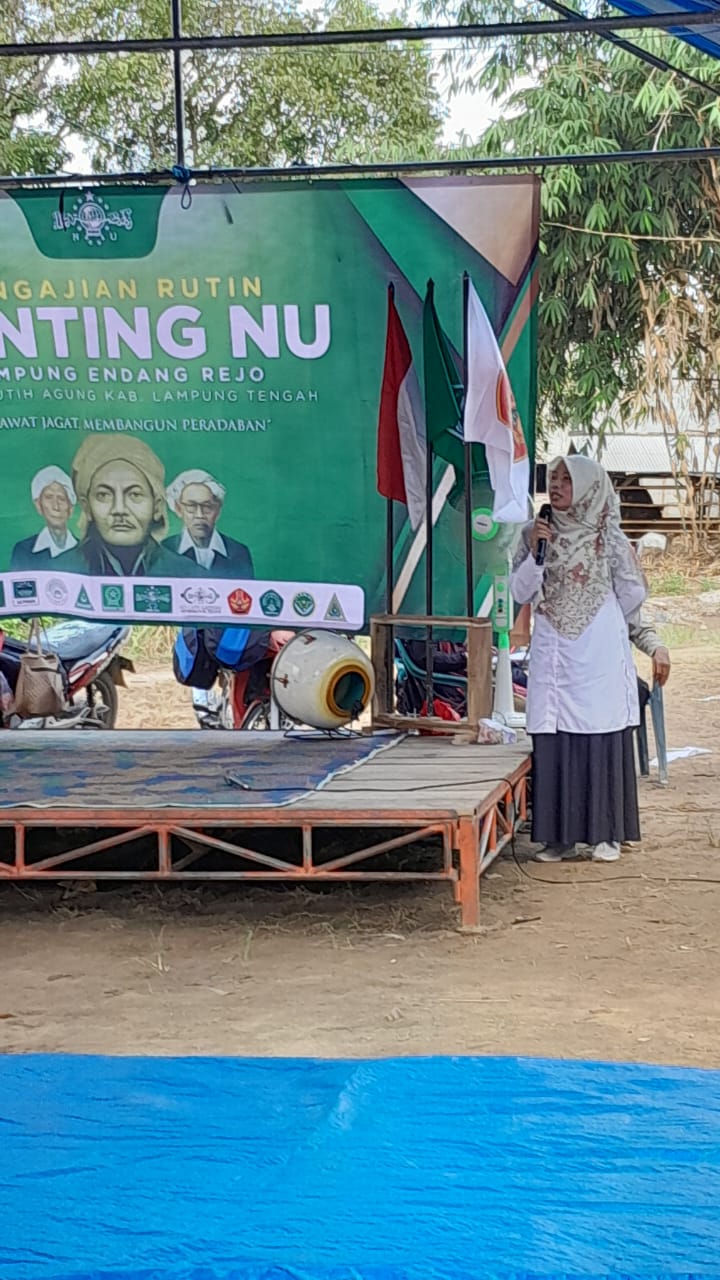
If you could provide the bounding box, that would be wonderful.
[529,455,645,639]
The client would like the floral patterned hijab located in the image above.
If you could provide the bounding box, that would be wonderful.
[527,455,644,639]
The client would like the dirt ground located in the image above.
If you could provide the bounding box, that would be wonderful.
[116,663,197,730]
[1,639,720,1067]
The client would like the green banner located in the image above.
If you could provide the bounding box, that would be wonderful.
[0,177,538,627]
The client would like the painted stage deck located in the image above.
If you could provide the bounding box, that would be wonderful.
[0,731,531,927]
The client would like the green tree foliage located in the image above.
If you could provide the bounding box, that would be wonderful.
[0,3,67,173]
[433,1,720,440]
[2,0,444,174]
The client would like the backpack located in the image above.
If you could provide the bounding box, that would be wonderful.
[172,629,219,690]
[173,627,273,689]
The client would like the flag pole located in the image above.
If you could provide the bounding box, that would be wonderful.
[385,282,396,617]
[385,497,394,615]
[462,271,474,618]
[385,284,396,703]
[424,278,434,717]
[385,493,395,713]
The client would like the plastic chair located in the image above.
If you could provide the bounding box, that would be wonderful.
[650,684,668,784]
[636,681,668,785]
[394,637,468,701]
[394,638,528,712]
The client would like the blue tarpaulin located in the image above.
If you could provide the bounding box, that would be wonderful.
[611,0,720,62]
[0,730,401,810]
[2,1054,720,1279]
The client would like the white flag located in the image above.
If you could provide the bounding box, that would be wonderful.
[464,281,530,524]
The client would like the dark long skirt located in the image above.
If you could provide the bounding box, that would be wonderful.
[531,727,640,847]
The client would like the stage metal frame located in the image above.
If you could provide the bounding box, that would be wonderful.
[4,7,719,64]
[0,754,530,929]
[2,0,720,190]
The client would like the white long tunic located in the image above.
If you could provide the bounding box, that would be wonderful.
[511,552,647,736]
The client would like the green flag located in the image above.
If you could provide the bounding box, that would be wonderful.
[422,279,465,473]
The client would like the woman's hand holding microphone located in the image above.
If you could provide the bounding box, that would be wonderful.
[528,505,554,564]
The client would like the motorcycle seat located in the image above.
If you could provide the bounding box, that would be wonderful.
[40,621,129,665]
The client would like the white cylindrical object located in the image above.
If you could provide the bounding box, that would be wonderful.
[493,642,526,728]
[271,631,375,730]
[493,642,516,722]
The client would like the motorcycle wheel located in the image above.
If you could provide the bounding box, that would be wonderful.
[217,672,236,730]
[85,670,118,728]
[241,699,294,732]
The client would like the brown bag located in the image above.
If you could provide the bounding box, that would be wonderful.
[14,621,66,718]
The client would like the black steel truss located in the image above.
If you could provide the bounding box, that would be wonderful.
[2,5,720,57]
[2,4,719,187]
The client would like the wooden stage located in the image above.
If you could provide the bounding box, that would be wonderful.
[0,732,531,927]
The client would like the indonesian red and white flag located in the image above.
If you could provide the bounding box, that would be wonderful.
[464,280,530,524]
[376,286,426,531]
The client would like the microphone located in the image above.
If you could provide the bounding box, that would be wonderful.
[536,503,553,567]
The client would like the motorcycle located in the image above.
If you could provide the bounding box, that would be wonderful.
[191,664,294,731]
[0,620,134,729]
[174,626,295,731]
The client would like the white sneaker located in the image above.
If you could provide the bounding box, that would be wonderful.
[535,844,578,862]
[590,841,620,862]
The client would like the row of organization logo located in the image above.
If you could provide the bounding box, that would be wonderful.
[0,576,349,623]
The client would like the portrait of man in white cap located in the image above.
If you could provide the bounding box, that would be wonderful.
[165,469,254,579]
[10,466,78,570]
[57,437,205,578]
